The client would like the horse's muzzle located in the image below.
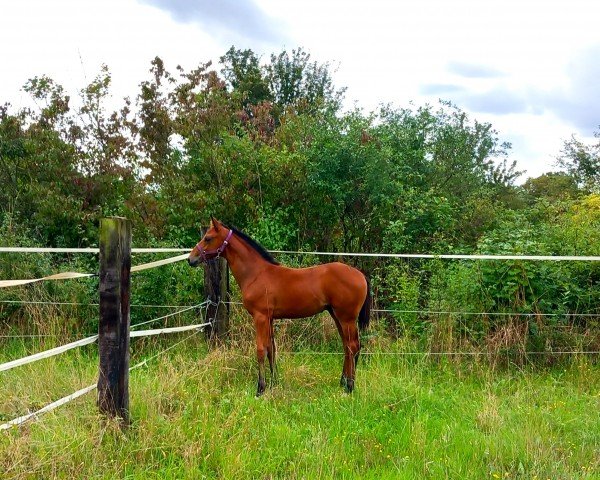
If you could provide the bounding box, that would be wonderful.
[188,256,201,267]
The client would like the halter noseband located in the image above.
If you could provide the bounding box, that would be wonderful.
[196,229,233,262]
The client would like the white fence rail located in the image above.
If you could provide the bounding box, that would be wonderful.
[2,245,600,260]
[0,253,190,289]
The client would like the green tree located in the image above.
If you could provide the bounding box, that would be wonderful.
[523,172,580,203]
[266,48,344,115]
[220,46,271,108]
[557,129,600,192]
[0,81,83,246]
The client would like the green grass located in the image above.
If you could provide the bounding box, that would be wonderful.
[1,335,599,479]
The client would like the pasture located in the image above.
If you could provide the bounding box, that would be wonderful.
[1,320,599,480]
[2,33,600,480]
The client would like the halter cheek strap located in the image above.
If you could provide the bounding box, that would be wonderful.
[196,229,233,262]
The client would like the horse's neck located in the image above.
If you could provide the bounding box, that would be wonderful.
[224,237,271,291]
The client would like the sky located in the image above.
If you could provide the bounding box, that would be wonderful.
[1,0,599,180]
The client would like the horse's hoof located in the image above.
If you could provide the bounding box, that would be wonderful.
[256,380,266,397]
[344,379,354,394]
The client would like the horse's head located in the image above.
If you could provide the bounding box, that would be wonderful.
[188,217,233,267]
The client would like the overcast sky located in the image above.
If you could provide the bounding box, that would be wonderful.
[2,0,599,180]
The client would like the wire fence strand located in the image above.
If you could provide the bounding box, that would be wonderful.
[2,246,600,261]
[276,350,600,356]
[0,322,207,431]
[130,301,210,330]
[372,308,600,317]
[0,302,212,371]
[0,300,203,308]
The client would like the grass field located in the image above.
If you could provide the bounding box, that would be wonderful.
[1,330,599,480]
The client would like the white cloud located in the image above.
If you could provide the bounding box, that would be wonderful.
[139,0,287,46]
[0,0,227,109]
[1,0,598,180]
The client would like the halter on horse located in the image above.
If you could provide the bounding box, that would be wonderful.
[189,218,371,396]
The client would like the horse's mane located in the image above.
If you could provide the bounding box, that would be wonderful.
[223,224,279,265]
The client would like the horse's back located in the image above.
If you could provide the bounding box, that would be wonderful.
[280,261,365,295]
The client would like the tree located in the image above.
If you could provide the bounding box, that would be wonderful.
[266,48,344,115]
[220,46,271,108]
[0,82,83,246]
[557,129,600,192]
[425,102,521,200]
[523,172,580,202]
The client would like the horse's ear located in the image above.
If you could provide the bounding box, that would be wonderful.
[210,216,221,231]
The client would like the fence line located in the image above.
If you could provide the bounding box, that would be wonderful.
[129,327,204,371]
[130,302,210,330]
[3,247,598,290]
[130,322,211,338]
[0,327,204,431]
[0,253,190,289]
[2,299,599,319]
[0,300,200,308]
[2,246,599,261]
[0,335,99,372]
[0,302,210,339]
[0,247,188,253]
[277,350,600,356]
[0,302,210,372]
[0,272,96,289]
[130,254,189,272]
[0,326,213,339]
[0,334,93,339]
[221,301,600,318]
[0,384,98,431]
[3,294,594,390]
[272,251,600,261]
[372,308,600,317]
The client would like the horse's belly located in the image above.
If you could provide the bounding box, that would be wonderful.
[272,285,327,319]
[273,303,326,319]
[242,288,325,319]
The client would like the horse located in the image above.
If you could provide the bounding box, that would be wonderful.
[188,218,371,396]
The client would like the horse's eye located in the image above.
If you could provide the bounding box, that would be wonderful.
[204,236,213,243]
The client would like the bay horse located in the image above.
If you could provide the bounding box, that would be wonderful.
[188,218,371,396]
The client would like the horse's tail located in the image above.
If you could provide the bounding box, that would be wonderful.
[358,274,371,331]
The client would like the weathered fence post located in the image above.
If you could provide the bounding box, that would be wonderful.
[97,217,131,423]
[203,257,230,341]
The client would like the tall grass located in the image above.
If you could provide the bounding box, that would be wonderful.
[1,323,599,479]
[1,251,599,478]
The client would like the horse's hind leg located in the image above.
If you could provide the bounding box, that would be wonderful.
[326,307,348,388]
[341,320,360,393]
[267,319,278,385]
[328,307,360,392]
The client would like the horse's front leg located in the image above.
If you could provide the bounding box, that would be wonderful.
[253,313,270,397]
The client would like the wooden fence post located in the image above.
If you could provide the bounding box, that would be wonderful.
[97,217,131,423]
[203,257,230,340]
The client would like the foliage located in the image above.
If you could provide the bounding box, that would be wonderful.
[1,47,599,480]
[0,45,598,351]
[557,129,600,192]
[523,171,580,202]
